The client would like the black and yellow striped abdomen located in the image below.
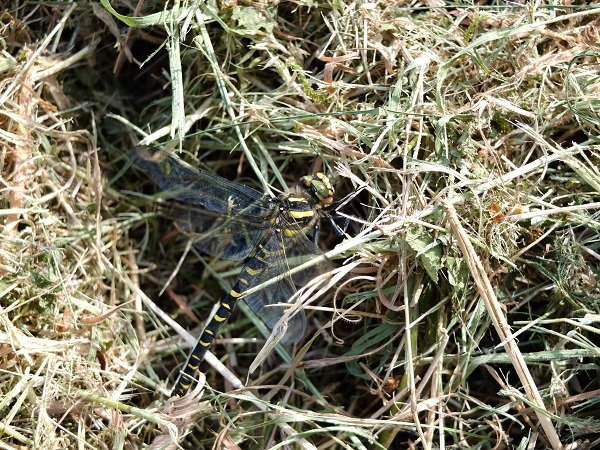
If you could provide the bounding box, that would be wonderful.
[171,243,276,396]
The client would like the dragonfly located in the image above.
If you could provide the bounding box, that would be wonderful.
[131,146,343,397]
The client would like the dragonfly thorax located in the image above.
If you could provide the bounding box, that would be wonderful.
[276,192,318,237]
[274,173,335,237]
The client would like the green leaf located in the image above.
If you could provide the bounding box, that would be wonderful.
[446,256,469,292]
[345,323,398,378]
[99,0,195,28]
[231,6,275,35]
[406,227,442,283]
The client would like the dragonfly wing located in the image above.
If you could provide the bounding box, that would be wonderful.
[174,203,270,261]
[132,146,275,260]
[242,232,331,344]
[131,146,268,215]
[248,284,307,345]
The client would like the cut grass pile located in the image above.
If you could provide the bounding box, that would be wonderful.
[1,1,599,449]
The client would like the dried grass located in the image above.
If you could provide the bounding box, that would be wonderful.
[1,1,600,449]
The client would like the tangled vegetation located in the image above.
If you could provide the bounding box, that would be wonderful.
[1,1,599,449]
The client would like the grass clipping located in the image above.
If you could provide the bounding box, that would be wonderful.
[1,2,600,450]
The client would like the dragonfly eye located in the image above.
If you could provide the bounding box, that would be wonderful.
[301,173,335,205]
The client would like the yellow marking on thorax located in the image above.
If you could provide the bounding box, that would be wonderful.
[161,161,172,177]
[284,227,308,237]
[289,209,314,219]
[287,196,309,203]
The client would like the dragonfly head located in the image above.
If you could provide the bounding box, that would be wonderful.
[301,172,335,205]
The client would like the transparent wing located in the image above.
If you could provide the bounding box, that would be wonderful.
[174,202,272,261]
[132,146,275,260]
[242,232,331,344]
[131,146,269,216]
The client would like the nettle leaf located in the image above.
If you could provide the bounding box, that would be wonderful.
[406,227,443,283]
[232,6,275,35]
[446,256,470,292]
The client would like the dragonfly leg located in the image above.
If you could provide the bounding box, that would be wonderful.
[311,220,320,245]
[325,215,346,237]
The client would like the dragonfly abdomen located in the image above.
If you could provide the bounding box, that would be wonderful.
[170,294,234,396]
[171,248,271,396]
